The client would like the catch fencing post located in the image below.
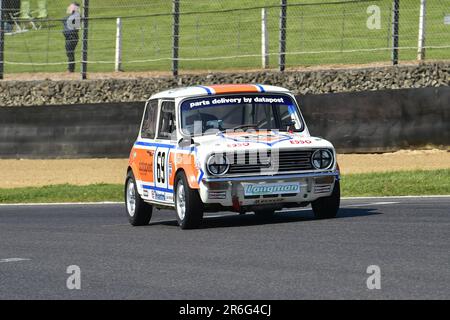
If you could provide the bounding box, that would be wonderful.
[172,0,180,77]
[417,0,426,61]
[279,0,287,72]
[81,0,89,80]
[261,8,269,69]
[115,17,122,72]
[391,0,400,65]
[0,0,4,80]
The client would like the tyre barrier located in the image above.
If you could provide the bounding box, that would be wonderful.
[0,86,448,158]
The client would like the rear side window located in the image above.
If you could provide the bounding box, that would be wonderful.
[157,101,176,140]
[141,100,158,139]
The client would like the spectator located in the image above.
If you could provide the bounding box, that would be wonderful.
[20,0,33,20]
[19,0,47,19]
[2,0,20,33]
[62,2,81,73]
[36,0,48,19]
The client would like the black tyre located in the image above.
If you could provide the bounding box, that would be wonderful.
[125,171,153,226]
[174,172,204,229]
[254,209,276,219]
[312,180,340,219]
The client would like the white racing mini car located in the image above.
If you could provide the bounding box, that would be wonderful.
[125,84,340,229]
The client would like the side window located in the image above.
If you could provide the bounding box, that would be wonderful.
[141,100,158,139]
[157,101,176,140]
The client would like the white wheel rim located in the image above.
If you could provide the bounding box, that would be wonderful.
[126,180,136,217]
[176,181,186,221]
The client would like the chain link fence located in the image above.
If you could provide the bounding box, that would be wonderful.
[0,0,449,78]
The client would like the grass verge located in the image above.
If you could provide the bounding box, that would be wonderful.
[0,169,448,204]
[340,169,450,197]
[0,184,122,204]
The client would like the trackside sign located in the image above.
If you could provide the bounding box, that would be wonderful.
[445,15,450,25]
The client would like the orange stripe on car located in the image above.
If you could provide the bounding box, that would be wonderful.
[207,84,260,94]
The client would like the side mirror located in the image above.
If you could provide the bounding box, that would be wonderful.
[178,137,197,148]
[285,119,296,131]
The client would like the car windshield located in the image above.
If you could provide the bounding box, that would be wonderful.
[180,94,303,136]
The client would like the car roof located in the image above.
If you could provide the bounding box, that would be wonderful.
[149,84,290,100]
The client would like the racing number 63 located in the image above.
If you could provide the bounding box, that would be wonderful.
[156,151,166,184]
[154,148,169,189]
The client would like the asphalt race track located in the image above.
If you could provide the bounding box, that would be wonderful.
[0,197,449,299]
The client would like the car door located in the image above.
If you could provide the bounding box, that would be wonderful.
[152,100,177,204]
[135,99,158,197]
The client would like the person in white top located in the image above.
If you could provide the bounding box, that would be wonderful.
[62,2,81,72]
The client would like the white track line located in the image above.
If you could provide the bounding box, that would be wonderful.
[0,195,448,207]
[0,201,122,207]
[342,195,450,200]
[341,201,400,207]
[0,258,31,263]
[101,223,130,227]
[281,201,399,213]
[99,201,401,226]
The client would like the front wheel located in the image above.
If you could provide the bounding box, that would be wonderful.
[312,180,340,219]
[174,172,204,229]
[125,171,153,226]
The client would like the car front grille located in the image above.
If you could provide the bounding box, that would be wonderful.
[228,150,314,174]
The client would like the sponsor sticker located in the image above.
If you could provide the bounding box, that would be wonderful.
[208,191,227,200]
[244,182,300,196]
[183,95,292,111]
[150,190,168,202]
[154,192,166,201]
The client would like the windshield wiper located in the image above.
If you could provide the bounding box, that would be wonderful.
[278,128,302,132]
[229,124,259,131]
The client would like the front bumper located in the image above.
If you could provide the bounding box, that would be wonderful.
[199,171,339,208]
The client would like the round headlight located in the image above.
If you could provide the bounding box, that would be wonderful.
[311,149,333,170]
[207,154,230,176]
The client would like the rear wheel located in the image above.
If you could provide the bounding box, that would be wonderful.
[125,171,153,226]
[174,172,204,229]
[312,180,340,219]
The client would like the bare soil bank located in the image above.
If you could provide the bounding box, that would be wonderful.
[0,149,448,188]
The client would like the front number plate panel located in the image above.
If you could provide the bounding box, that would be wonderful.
[243,182,301,196]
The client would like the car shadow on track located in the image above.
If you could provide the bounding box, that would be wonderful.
[148,207,382,229]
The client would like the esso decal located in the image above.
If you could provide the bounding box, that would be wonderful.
[289,139,312,145]
[227,142,250,148]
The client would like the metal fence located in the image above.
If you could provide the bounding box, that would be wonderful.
[0,0,449,79]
